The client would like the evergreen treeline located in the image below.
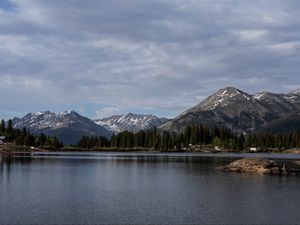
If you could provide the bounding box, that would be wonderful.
[77,124,300,151]
[246,131,300,149]
[77,125,243,150]
[1,119,63,148]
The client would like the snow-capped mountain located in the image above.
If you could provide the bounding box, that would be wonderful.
[195,87,253,111]
[95,113,169,133]
[13,110,113,145]
[289,88,300,95]
[159,87,300,133]
[11,86,300,145]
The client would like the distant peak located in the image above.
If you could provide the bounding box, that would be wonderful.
[29,111,50,116]
[220,86,244,93]
[289,88,300,95]
[253,91,276,99]
[95,112,167,133]
[223,86,240,91]
[124,113,134,117]
[214,87,247,97]
[59,110,78,116]
[123,113,150,118]
[196,86,252,111]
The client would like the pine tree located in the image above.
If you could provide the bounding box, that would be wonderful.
[1,119,5,134]
[7,119,13,136]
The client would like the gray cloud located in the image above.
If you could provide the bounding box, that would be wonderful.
[1,0,300,119]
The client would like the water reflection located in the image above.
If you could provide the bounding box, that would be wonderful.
[0,152,299,224]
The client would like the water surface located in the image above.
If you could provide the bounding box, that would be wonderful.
[0,152,299,224]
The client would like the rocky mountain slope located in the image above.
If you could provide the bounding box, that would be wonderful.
[158,87,300,133]
[95,113,168,133]
[13,110,113,145]
[11,87,300,145]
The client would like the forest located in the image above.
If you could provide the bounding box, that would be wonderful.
[77,124,300,151]
[3,117,300,151]
[0,119,63,148]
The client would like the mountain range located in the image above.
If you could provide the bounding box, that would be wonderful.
[12,111,168,145]
[159,87,300,133]
[13,110,113,145]
[95,113,168,134]
[11,87,300,145]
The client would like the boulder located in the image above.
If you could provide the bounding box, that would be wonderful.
[217,158,283,175]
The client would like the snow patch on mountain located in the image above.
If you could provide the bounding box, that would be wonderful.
[254,92,268,100]
[289,88,300,95]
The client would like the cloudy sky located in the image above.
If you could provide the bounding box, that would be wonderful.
[1,0,300,119]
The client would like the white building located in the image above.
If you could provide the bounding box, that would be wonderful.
[0,136,6,144]
[250,147,258,152]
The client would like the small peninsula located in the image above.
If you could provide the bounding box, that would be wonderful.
[217,158,300,175]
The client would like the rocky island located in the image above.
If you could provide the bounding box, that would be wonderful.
[217,158,300,175]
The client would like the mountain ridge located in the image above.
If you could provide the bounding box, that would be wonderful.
[13,110,113,145]
[95,113,168,133]
[158,86,300,133]
[10,86,300,145]
[12,111,168,145]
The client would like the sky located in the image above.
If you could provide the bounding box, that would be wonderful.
[1,0,300,120]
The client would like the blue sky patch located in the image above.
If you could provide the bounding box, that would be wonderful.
[0,0,16,11]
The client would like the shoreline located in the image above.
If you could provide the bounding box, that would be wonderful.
[1,144,300,155]
[0,144,300,154]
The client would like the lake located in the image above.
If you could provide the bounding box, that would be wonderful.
[0,152,300,224]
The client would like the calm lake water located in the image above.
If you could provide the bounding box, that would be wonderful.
[0,152,300,224]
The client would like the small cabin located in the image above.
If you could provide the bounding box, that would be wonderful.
[0,136,6,144]
[249,147,259,152]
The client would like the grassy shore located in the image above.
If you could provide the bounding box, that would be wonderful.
[0,144,231,153]
[1,143,300,154]
[0,144,61,153]
[0,144,32,152]
[283,148,300,154]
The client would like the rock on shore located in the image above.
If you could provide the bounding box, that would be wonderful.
[217,158,285,175]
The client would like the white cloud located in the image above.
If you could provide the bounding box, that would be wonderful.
[0,0,300,119]
[268,42,300,54]
[95,107,124,119]
[233,30,268,42]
